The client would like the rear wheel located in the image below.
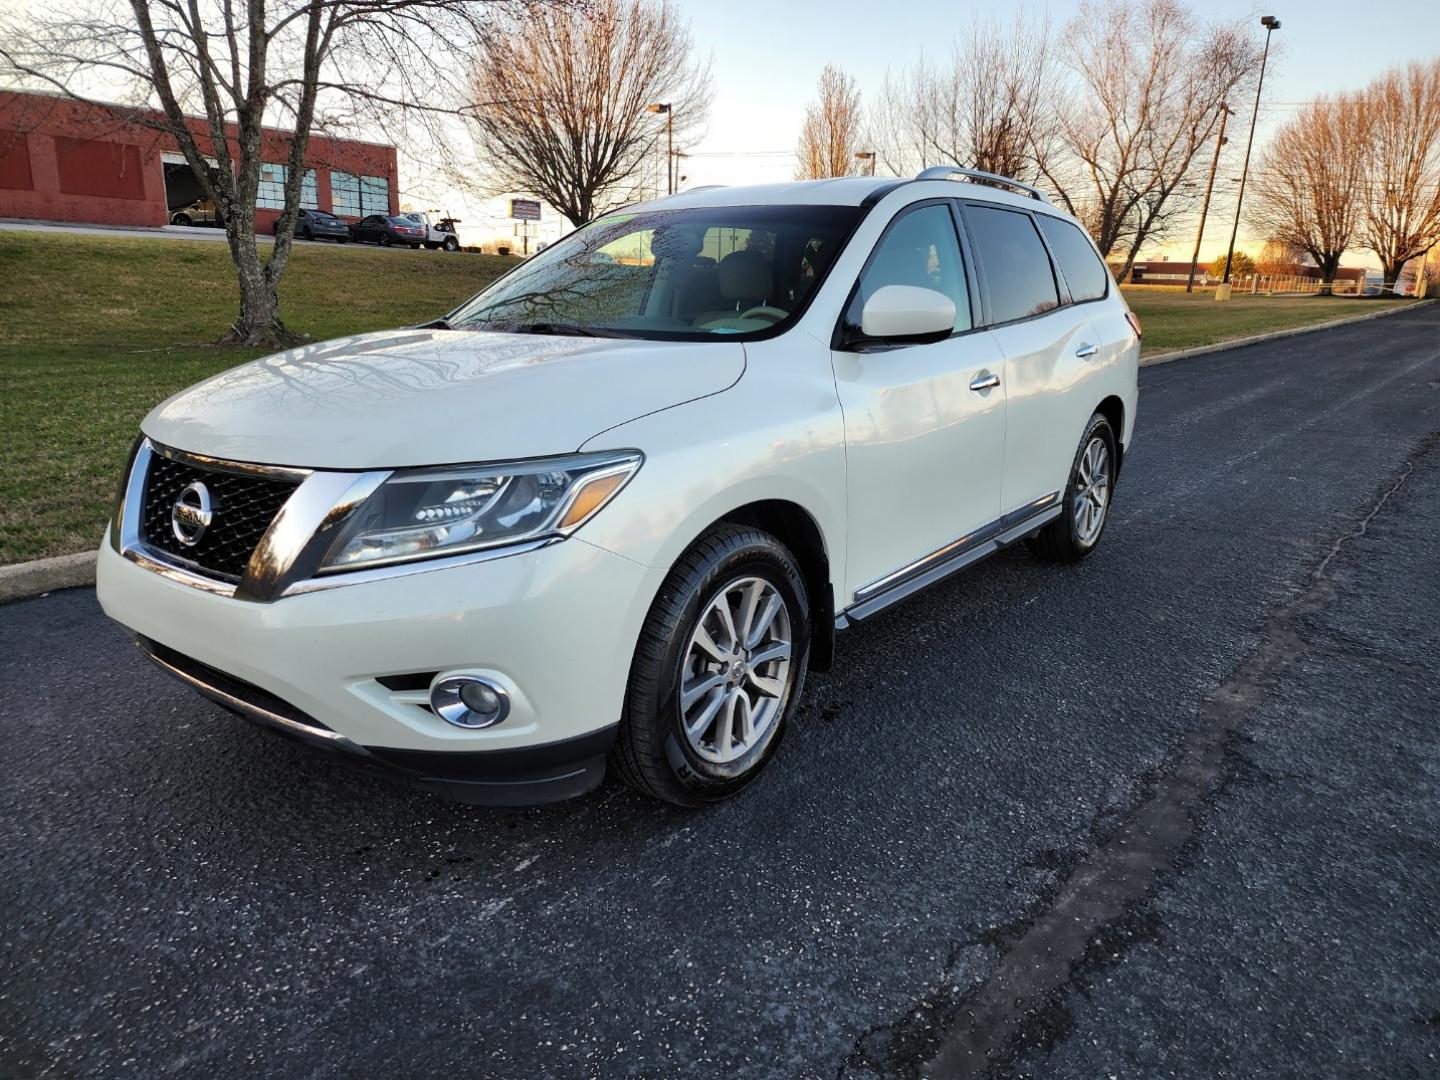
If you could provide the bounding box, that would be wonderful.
[443,236,460,252]
[378,233,392,247]
[1027,412,1116,563]
[612,525,810,806]
[172,214,191,227]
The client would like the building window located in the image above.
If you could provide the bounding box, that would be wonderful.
[257,164,318,210]
[332,171,389,217]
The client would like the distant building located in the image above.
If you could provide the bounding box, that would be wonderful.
[0,88,398,231]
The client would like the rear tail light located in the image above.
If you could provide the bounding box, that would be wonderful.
[1125,311,1142,339]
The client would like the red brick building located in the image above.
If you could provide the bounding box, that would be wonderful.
[0,89,398,231]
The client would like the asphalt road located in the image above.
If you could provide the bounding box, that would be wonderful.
[4,305,1439,1079]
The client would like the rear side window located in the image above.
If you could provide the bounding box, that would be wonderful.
[849,203,973,333]
[964,205,1060,324]
[1037,215,1110,302]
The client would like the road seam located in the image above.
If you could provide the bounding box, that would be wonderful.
[835,433,1438,1078]
[1141,298,1436,367]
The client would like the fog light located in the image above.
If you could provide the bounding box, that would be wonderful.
[430,676,511,729]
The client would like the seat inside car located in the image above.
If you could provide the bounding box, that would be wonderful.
[693,249,775,326]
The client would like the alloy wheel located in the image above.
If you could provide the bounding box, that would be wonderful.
[1073,435,1111,544]
[679,576,793,765]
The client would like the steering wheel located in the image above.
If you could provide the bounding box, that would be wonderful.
[736,305,789,324]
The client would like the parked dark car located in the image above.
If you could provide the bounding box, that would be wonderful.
[349,214,428,248]
[273,208,350,243]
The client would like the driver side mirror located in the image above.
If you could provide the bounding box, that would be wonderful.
[844,285,956,349]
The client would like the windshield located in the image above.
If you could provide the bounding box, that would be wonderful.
[449,205,862,339]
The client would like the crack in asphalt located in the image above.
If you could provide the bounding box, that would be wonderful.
[837,432,1440,1080]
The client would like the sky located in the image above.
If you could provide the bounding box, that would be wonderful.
[422,0,1440,265]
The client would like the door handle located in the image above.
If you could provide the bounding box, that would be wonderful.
[1075,343,1098,358]
[969,371,1001,392]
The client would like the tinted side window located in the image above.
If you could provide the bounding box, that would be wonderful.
[849,203,973,333]
[1037,215,1110,302]
[965,205,1060,324]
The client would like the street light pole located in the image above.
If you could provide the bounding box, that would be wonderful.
[1186,103,1231,293]
[854,150,876,176]
[1220,15,1280,295]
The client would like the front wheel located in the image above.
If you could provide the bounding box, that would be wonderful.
[1027,412,1117,562]
[378,234,392,247]
[612,525,810,806]
[442,236,460,252]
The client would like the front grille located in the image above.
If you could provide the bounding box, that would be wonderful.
[140,451,300,581]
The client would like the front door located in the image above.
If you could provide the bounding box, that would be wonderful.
[831,201,1008,606]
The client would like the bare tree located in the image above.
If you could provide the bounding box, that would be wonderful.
[795,64,862,180]
[1041,0,1262,281]
[866,16,1056,183]
[0,0,527,348]
[1248,96,1367,291]
[1357,59,1440,291]
[466,0,710,228]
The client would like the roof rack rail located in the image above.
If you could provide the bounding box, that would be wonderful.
[914,166,1049,204]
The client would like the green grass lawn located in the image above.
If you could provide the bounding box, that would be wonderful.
[2,231,513,564]
[1122,286,1408,354]
[0,230,1417,565]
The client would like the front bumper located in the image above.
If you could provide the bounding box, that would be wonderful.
[97,536,666,803]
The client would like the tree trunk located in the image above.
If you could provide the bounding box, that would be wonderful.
[1381,260,1406,294]
[1318,253,1341,295]
[220,201,301,349]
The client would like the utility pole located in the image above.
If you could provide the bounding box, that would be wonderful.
[1186,104,1231,293]
[647,103,673,195]
[855,150,876,176]
[1220,15,1281,298]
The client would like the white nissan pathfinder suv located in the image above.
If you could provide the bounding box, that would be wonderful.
[99,168,1140,807]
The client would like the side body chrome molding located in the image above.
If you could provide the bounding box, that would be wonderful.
[836,492,1063,627]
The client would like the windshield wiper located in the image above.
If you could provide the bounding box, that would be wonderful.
[415,316,453,330]
[474,320,629,338]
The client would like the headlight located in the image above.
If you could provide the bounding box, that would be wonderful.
[319,450,641,572]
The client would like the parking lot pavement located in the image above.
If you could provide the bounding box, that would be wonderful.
[1,219,277,243]
[0,219,447,249]
[2,305,1439,1079]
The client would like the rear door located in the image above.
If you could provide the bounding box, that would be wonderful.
[831,200,1008,606]
[960,201,1099,517]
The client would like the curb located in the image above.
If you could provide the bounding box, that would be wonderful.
[1140,298,1435,367]
[0,300,1433,605]
[0,551,98,605]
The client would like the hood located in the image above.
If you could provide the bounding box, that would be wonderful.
[142,329,745,468]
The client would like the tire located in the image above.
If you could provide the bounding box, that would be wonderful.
[612,525,811,806]
[443,237,460,252]
[378,234,392,247]
[410,243,421,250]
[1027,412,1117,563]
[172,214,191,227]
